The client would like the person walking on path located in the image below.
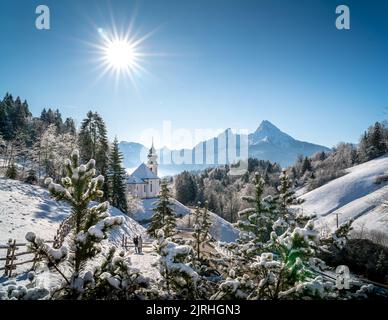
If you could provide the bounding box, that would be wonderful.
[138,235,143,254]
[133,235,139,254]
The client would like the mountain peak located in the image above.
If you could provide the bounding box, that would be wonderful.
[250,120,294,145]
[256,120,281,133]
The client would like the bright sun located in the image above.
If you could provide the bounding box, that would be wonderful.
[94,27,151,87]
[104,39,137,71]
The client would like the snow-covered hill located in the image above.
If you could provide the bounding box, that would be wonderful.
[132,198,239,243]
[0,178,145,244]
[297,155,388,232]
[0,177,237,246]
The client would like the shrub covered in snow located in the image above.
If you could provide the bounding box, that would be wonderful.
[212,171,365,300]
[0,276,49,300]
[22,150,142,299]
[78,247,157,300]
[153,230,201,299]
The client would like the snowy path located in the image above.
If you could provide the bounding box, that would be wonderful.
[125,241,161,281]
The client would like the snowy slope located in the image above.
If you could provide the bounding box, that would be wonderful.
[0,178,145,244]
[132,198,239,242]
[176,212,239,243]
[132,198,191,222]
[0,178,160,291]
[297,155,388,232]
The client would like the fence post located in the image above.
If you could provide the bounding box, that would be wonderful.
[32,251,41,270]
[3,239,12,276]
[7,239,17,277]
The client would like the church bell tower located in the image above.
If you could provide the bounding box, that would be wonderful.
[147,139,158,176]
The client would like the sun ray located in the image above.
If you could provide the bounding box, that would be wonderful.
[91,23,153,89]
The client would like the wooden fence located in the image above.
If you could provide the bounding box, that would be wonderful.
[121,235,153,252]
[211,241,234,258]
[0,238,53,277]
[0,216,71,277]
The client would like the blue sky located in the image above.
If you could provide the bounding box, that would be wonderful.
[0,0,387,148]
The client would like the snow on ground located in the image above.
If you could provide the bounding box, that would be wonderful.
[297,155,388,232]
[0,178,155,287]
[128,247,161,281]
[177,211,239,243]
[0,178,146,244]
[132,198,191,222]
[0,178,71,243]
[132,197,238,243]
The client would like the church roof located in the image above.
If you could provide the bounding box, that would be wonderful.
[128,163,159,184]
[127,175,146,184]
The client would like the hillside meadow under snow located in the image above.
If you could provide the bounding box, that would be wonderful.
[297,155,388,233]
[0,178,161,286]
[132,198,239,243]
[0,178,145,244]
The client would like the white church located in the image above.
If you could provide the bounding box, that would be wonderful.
[127,142,161,199]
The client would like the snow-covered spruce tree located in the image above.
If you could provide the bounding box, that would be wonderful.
[25,150,124,299]
[5,162,17,179]
[153,230,199,299]
[320,218,353,250]
[107,137,128,213]
[192,201,212,261]
[78,111,110,200]
[213,218,329,299]
[25,168,38,184]
[233,173,277,263]
[212,170,356,300]
[273,169,308,235]
[148,179,177,238]
[83,247,155,300]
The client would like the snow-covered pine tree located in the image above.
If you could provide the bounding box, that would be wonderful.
[153,230,199,299]
[234,173,276,261]
[107,137,128,213]
[5,162,17,179]
[320,218,353,250]
[78,111,110,200]
[25,149,123,299]
[273,169,308,234]
[370,122,386,157]
[83,247,153,300]
[24,168,37,184]
[148,179,176,238]
[192,201,212,261]
[212,170,357,300]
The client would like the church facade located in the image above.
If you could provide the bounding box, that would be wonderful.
[127,142,161,199]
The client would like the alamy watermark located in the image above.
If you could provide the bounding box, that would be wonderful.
[35,4,350,31]
[35,5,50,30]
[138,121,249,176]
[336,5,350,30]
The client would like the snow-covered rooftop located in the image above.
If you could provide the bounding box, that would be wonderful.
[128,163,159,183]
[127,175,146,184]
